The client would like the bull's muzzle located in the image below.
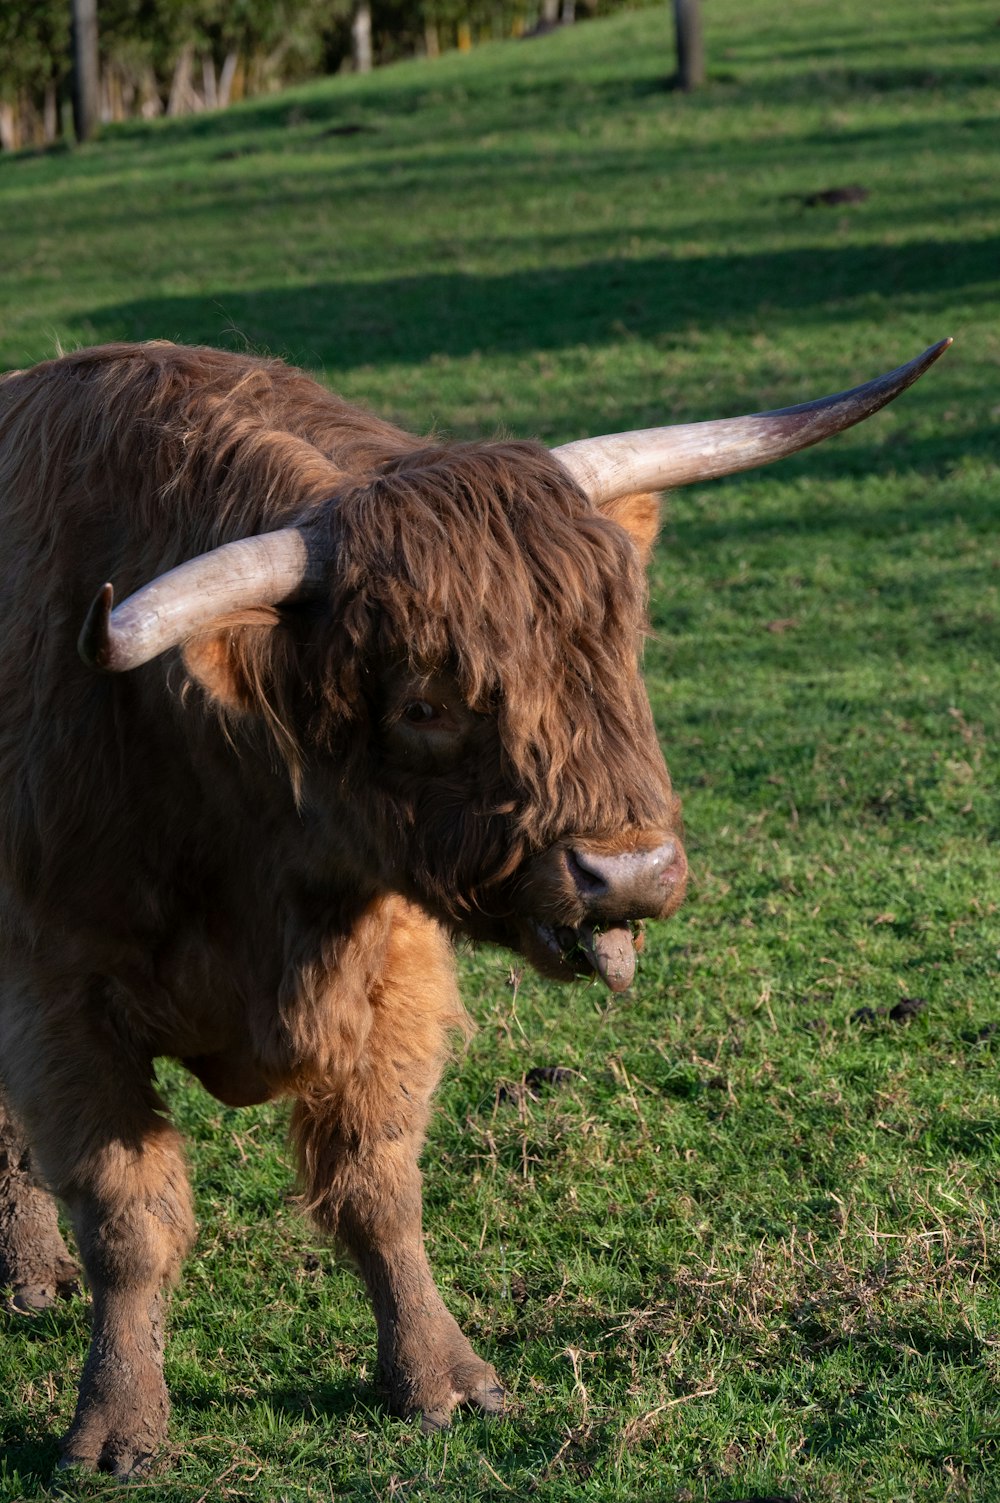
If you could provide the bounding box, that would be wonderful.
[566,839,680,921]
[520,834,687,994]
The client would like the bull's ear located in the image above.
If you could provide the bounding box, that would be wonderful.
[180,608,282,711]
[598,491,662,567]
[182,632,248,709]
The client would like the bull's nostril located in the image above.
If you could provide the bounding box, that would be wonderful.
[566,848,609,898]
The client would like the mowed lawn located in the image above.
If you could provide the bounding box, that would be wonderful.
[1,1,999,1499]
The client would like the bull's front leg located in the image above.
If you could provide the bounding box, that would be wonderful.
[2,1004,195,1477]
[59,1116,195,1477]
[309,1125,504,1429]
[293,905,504,1429]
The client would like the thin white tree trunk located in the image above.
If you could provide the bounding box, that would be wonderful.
[218,50,239,108]
[0,101,18,153]
[352,2,373,74]
[140,68,163,117]
[168,44,195,115]
[201,55,218,109]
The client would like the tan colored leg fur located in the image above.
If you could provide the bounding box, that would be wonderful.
[1,1015,195,1478]
[59,1120,195,1476]
[293,906,503,1429]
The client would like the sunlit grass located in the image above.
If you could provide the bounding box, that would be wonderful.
[0,0,998,1498]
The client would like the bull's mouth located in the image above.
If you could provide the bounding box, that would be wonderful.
[527,918,645,993]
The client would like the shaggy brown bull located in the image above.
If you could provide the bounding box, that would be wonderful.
[0,338,947,1475]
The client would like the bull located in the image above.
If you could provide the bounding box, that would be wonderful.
[0,337,947,1475]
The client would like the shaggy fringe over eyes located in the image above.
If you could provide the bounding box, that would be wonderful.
[311,442,672,845]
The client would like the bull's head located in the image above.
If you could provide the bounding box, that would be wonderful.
[79,342,949,991]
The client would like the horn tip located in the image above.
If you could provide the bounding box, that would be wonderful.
[78,583,116,671]
[920,336,953,369]
[888,337,953,400]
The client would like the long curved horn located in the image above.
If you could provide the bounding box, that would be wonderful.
[79,528,323,672]
[552,339,952,504]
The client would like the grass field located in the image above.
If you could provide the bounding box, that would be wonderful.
[1,1,999,1499]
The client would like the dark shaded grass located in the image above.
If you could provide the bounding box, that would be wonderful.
[75,232,1000,377]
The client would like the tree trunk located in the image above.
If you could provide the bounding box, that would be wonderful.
[0,101,18,153]
[672,0,704,91]
[120,72,137,116]
[352,2,373,74]
[71,0,100,141]
[201,55,218,110]
[218,51,239,109]
[104,62,126,122]
[139,68,163,118]
[43,79,59,143]
[168,45,195,115]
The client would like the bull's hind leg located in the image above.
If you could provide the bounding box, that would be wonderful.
[4,1023,195,1477]
[294,905,504,1430]
[0,1092,79,1312]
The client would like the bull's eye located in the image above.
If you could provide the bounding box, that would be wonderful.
[402,699,439,726]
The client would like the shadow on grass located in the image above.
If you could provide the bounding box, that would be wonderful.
[750,61,1000,99]
[76,236,996,379]
[0,1306,79,1492]
[920,1114,1000,1156]
[0,1299,87,1348]
[265,1374,374,1424]
[0,1435,63,1496]
[0,1377,370,1494]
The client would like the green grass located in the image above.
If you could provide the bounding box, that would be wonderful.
[1,1,999,1498]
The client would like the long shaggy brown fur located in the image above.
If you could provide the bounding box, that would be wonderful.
[0,341,685,1472]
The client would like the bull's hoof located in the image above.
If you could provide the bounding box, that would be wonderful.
[60,1379,168,1479]
[418,1367,507,1433]
[8,1284,66,1315]
[60,1427,164,1480]
[382,1330,506,1431]
[58,1445,159,1482]
[5,1250,81,1313]
[0,1237,81,1316]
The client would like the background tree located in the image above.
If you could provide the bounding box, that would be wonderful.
[352,1,374,72]
[71,0,100,138]
[0,0,666,150]
[672,0,703,89]
[0,0,69,149]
